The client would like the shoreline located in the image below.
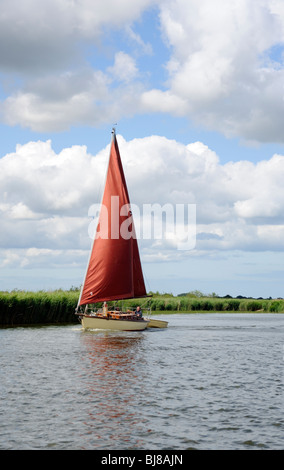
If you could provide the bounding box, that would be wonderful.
[1,311,283,329]
[1,290,284,326]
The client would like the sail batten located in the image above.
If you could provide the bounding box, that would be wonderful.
[79,132,147,306]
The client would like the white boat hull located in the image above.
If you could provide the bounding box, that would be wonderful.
[80,314,149,331]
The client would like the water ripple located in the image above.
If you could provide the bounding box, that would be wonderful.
[0,314,283,449]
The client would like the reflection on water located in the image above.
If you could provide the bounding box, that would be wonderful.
[78,331,149,449]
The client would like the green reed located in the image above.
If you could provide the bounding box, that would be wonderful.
[0,290,79,326]
[0,290,283,326]
[149,295,284,314]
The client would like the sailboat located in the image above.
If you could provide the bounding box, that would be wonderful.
[75,128,150,331]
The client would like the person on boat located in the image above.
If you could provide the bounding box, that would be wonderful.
[135,306,142,318]
[103,302,108,316]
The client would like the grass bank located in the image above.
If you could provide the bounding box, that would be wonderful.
[0,290,283,326]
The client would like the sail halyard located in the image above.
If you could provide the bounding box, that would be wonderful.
[78,130,147,307]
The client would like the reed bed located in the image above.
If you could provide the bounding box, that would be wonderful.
[0,290,283,326]
[148,295,284,313]
[0,290,79,326]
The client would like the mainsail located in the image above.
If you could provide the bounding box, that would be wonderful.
[79,130,147,306]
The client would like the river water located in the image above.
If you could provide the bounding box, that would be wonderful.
[0,313,283,450]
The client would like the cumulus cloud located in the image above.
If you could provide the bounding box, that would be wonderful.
[2,69,112,131]
[152,0,284,143]
[0,139,109,215]
[0,0,154,72]
[0,0,153,131]
[1,136,284,273]
[1,0,284,143]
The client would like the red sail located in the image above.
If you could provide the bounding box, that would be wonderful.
[79,132,147,305]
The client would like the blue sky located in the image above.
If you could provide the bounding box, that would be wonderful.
[1,0,284,298]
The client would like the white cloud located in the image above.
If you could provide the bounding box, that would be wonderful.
[0,248,87,271]
[108,52,138,83]
[0,139,109,215]
[1,64,145,132]
[141,89,188,115]
[152,0,284,143]
[2,69,111,131]
[0,0,154,72]
[1,135,284,277]
[0,0,154,131]
[1,0,284,144]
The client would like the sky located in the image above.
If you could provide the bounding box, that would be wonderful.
[1,0,284,298]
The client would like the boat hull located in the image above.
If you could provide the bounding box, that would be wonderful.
[147,318,168,328]
[80,314,149,331]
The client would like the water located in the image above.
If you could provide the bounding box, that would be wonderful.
[0,313,283,450]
